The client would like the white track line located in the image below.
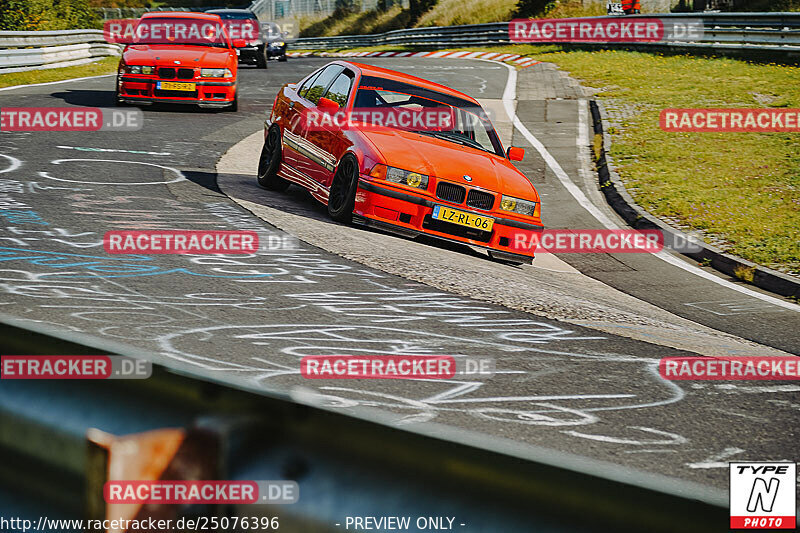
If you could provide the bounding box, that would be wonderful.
[0,73,115,92]
[492,60,798,313]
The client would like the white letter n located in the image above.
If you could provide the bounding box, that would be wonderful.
[747,478,780,512]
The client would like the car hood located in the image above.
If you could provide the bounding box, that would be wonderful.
[360,129,537,199]
[122,45,231,68]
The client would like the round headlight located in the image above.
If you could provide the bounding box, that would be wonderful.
[406,173,423,188]
[500,197,517,211]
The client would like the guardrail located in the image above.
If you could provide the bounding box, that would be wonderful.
[292,12,800,58]
[0,30,120,74]
[0,314,728,529]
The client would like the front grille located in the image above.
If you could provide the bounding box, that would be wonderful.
[466,189,495,210]
[423,215,492,243]
[177,68,194,79]
[158,67,176,79]
[436,182,466,204]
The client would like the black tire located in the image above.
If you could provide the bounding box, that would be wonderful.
[327,154,359,223]
[257,126,290,191]
[256,46,268,69]
[227,90,238,112]
[278,52,287,62]
[114,81,127,106]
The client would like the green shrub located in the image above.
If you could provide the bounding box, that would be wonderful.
[0,0,100,30]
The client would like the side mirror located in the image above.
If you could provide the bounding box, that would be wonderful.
[507,146,524,161]
[318,96,340,111]
[232,38,246,48]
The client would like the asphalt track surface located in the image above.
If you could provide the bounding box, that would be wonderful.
[0,57,798,494]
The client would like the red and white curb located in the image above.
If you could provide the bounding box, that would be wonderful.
[287,49,540,68]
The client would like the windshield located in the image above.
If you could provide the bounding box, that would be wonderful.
[133,17,229,47]
[355,75,504,156]
[208,11,257,20]
[264,22,282,36]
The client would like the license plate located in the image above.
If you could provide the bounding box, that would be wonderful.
[432,205,494,231]
[157,81,195,91]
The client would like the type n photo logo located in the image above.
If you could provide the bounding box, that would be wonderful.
[730,462,796,529]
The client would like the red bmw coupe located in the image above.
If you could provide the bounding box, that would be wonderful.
[115,12,242,110]
[258,61,543,264]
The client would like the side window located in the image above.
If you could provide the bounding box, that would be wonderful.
[322,71,353,107]
[298,71,322,99]
[303,65,345,105]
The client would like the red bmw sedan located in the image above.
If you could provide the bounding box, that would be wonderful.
[115,12,242,110]
[259,61,543,264]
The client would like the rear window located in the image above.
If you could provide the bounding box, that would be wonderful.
[208,11,257,20]
[133,17,229,47]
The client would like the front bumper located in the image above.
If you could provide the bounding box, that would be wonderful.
[354,178,543,261]
[266,43,286,57]
[118,76,235,106]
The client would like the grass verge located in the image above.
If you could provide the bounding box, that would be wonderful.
[299,6,410,37]
[415,0,518,27]
[507,47,800,275]
[298,0,662,37]
[0,56,118,89]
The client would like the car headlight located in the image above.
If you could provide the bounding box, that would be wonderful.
[499,195,537,216]
[369,164,428,190]
[125,65,153,74]
[201,68,232,78]
[271,41,285,47]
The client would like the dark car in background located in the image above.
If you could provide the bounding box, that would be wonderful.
[206,8,270,68]
[262,21,288,62]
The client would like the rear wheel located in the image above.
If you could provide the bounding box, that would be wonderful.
[257,126,290,191]
[327,154,359,223]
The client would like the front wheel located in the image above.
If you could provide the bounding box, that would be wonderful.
[256,48,268,69]
[114,80,126,106]
[278,52,287,62]
[257,126,290,191]
[327,155,359,223]
[227,90,238,112]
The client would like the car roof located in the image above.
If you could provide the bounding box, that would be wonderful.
[206,9,255,14]
[140,12,223,21]
[344,61,479,105]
